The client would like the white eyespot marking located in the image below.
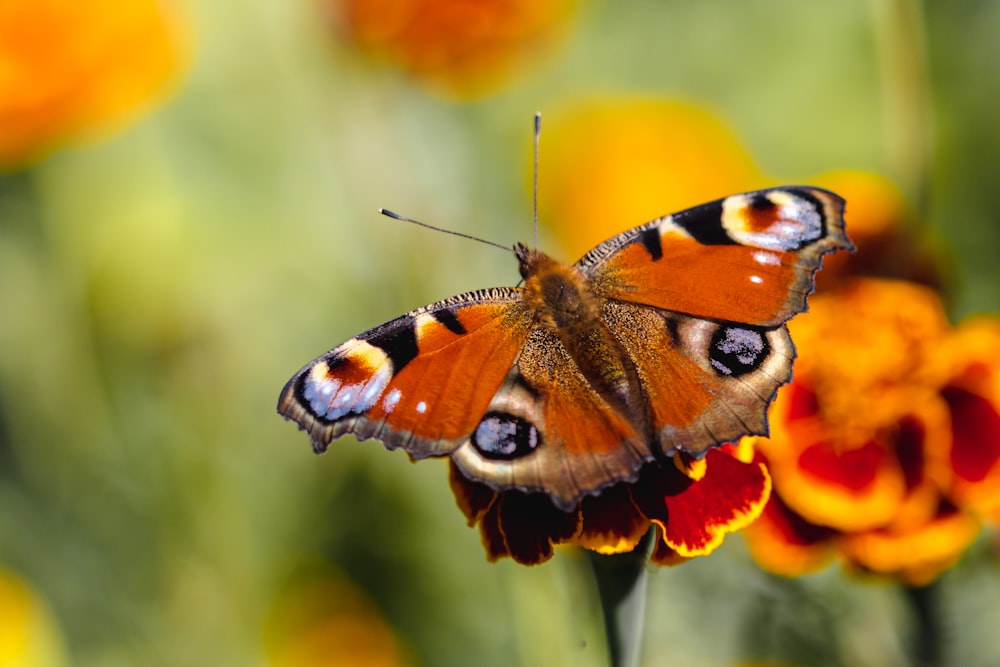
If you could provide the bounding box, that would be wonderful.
[382,388,402,413]
[416,401,427,414]
[472,412,540,459]
[749,275,763,285]
[475,417,518,456]
[710,326,767,376]
[303,347,392,421]
[752,250,782,266]
[304,374,340,417]
[722,193,822,251]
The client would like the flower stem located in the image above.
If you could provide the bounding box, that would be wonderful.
[904,580,944,667]
[587,529,655,667]
[871,0,934,215]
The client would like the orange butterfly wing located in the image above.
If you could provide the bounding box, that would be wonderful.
[579,187,851,457]
[600,301,795,457]
[279,291,659,510]
[277,290,532,458]
[448,325,657,510]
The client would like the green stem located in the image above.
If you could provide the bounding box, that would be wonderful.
[871,0,934,216]
[904,580,944,667]
[587,529,654,667]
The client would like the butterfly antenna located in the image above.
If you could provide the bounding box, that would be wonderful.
[377,208,510,252]
[532,111,541,249]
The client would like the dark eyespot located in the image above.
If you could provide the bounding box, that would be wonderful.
[472,412,541,460]
[710,326,769,376]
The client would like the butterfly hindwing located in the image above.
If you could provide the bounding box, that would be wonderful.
[450,326,657,510]
[601,300,795,457]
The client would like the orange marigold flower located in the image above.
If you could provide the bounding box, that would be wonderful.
[744,279,1000,584]
[328,0,575,98]
[809,170,942,291]
[0,0,187,167]
[449,444,771,565]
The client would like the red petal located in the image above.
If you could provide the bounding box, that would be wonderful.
[744,490,836,576]
[572,484,649,554]
[633,450,771,557]
[775,437,906,531]
[492,492,581,565]
[478,500,511,562]
[944,386,1000,519]
[448,461,497,525]
[785,382,820,421]
[946,387,1000,483]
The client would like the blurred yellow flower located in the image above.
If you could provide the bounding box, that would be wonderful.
[264,570,413,667]
[328,0,576,98]
[539,98,767,259]
[0,567,66,667]
[0,0,187,167]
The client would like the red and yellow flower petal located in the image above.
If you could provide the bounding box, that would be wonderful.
[784,280,951,437]
[756,280,961,534]
[944,386,1000,520]
[570,484,650,555]
[633,449,771,558]
[773,436,907,532]
[744,491,837,577]
[839,506,980,586]
[937,318,1000,520]
[480,490,581,565]
[649,531,689,567]
[810,170,941,291]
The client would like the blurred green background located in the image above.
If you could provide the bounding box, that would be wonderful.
[2,1,999,665]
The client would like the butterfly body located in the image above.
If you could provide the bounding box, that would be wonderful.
[279,187,852,511]
[517,243,652,439]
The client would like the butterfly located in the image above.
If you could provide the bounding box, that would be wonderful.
[278,187,852,511]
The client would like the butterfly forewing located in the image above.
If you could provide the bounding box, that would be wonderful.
[580,187,852,327]
[278,289,532,457]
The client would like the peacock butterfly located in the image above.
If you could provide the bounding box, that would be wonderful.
[278,180,852,512]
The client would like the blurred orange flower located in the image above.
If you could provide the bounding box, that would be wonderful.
[450,443,770,565]
[0,567,66,667]
[808,170,942,291]
[0,0,187,167]
[744,280,1000,584]
[328,0,575,98]
[264,569,413,667]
